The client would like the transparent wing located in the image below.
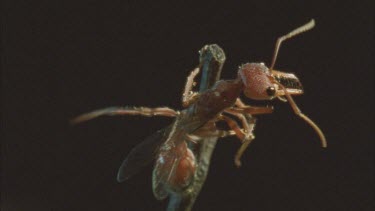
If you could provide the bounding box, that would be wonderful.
[116,125,173,182]
[152,121,186,200]
[152,151,182,200]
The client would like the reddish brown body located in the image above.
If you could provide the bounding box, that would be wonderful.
[239,63,275,100]
[170,142,195,190]
[154,141,196,193]
[192,79,243,120]
[72,19,327,206]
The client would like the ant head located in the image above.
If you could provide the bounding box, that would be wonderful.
[235,20,327,147]
[238,63,276,100]
[238,63,304,101]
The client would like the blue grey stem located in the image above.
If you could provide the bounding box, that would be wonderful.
[167,44,226,211]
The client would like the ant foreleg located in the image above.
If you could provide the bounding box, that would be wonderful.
[234,99,274,115]
[219,114,257,167]
[234,136,255,167]
[226,102,275,167]
[71,106,178,124]
[182,67,200,107]
[222,110,257,167]
[219,115,247,140]
[226,106,274,115]
[224,110,252,134]
[235,98,246,107]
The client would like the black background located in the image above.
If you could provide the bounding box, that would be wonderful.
[3,1,373,211]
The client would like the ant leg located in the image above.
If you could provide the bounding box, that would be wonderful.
[217,130,237,138]
[186,130,236,144]
[187,120,237,144]
[219,115,247,140]
[223,110,258,167]
[182,67,200,107]
[190,128,237,139]
[234,98,274,115]
[234,136,255,167]
[235,98,246,107]
[71,106,178,124]
[227,106,274,115]
[219,114,259,167]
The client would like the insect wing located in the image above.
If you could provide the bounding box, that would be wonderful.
[116,125,172,182]
[152,123,186,200]
[152,150,179,200]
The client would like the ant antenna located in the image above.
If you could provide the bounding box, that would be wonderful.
[277,82,327,148]
[269,19,315,70]
[268,20,325,147]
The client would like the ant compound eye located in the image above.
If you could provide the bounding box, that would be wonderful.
[266,86,276,96]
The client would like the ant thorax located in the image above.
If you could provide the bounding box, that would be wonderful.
[192,79,243,120]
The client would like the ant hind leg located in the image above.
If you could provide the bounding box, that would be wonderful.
[71,106,178,124]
